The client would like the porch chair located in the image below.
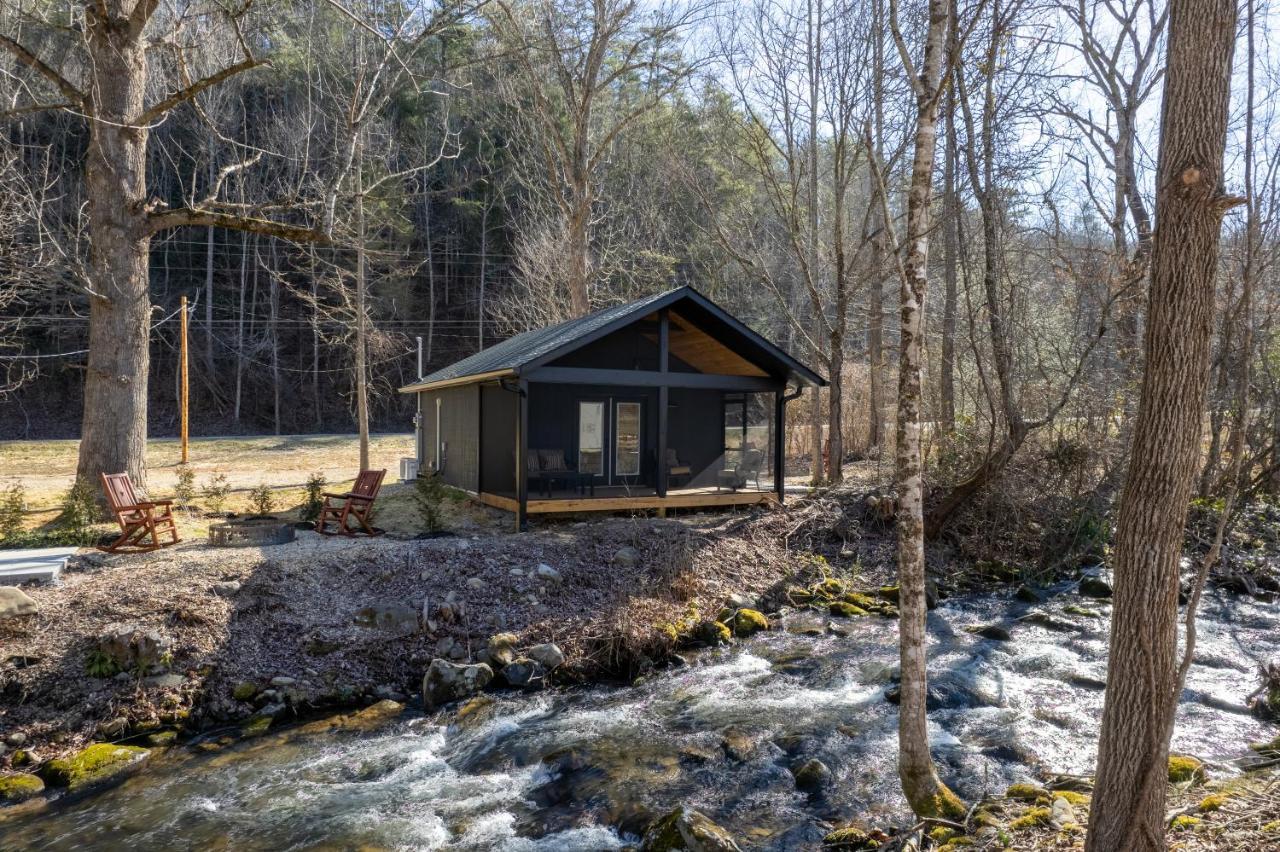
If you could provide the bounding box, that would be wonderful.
[316,469,386,537]
[100,472,181,553]
[716,448,764,492]
[665,448,693,488]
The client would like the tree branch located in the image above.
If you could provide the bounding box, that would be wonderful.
[0,34,86,107]
[148,208,330,244]
[138,57,267,126]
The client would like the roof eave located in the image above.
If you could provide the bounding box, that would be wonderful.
[397,368,515,394]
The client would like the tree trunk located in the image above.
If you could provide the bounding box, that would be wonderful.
[269,239,281,436]
[940,85,958,434]
[234,231,248,422]
[566,191,592,317]
[76,12,152,488]
[894,0,963,821]
[1085,1,1238,848]
[355,144,371,471]
[806,0,824,486]
[867,0,887,453]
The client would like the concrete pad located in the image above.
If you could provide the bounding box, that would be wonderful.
[0,546,78,584]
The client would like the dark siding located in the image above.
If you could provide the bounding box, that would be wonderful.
[527,382,661,484]
[420,385,480,491]
[668,387,727,486]
[481,383,517,494]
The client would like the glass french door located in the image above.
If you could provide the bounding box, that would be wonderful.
[577,401,605,476]
[613,401,642,484]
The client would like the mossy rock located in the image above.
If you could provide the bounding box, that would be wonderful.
[1250,734,1280,753]
[842,592,879,610]
[1168,754,1206,784]
[231,681,258,702]
[821,825,877,849]
[1170,815,1201,831]
[928,826,957,843]
[146,730,178,747]
[0,773,44,804]
[1062,604,1100,618]
[640,805,741,851]
[785,587,816,605]
[1010,806,1053,830]
[42,743,149,791]
[1262,820,1280,834]
[876,585,900,602]
[728,609,769,637]
[694,620,732,646]
[1005,782,1050,803]
[814,578,845,599]
[828,601,868,618]
[938,840,975,850]
[241,715,274,738]
[1054,790,1090,807]
[1198,793,1229,812]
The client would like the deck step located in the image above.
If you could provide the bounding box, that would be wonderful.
[0,546,78,585]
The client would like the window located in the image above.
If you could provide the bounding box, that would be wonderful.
[724,394,747,469]
[615,401,641,477]
[578,401,604,475]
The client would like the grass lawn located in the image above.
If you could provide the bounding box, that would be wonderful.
[0,433,482,539]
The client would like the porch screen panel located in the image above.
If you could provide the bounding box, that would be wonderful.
[578,401,604,474]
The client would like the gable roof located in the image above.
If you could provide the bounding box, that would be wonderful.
[399,286,826,393]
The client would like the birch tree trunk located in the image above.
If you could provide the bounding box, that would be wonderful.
[355,143,371,471]
[1085,1,1239,847]
[892,0,964,821]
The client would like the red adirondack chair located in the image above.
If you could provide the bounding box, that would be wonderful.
[316,469,386,537]
[100,472,181,553]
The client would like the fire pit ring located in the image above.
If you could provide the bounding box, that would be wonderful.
[208,517,297,548]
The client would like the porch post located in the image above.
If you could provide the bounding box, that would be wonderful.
[774,390,786,504]
[657,309,669,498]
[516,378,528,531]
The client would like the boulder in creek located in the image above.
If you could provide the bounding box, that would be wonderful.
[0,587,38,620]
[967,624,1012,641]
[527,642,566,670]
[727,609,769,637]
[422,659,494,710]
[41,743,149,792]
[793,758,833,794]
[0,773,44,805]
[97,623,172,673]
[1078,575,1113,598]
[502,658,546,689]
[641,806,742,852]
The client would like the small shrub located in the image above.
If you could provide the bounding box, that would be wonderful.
[301,472,326,521]
[248,483,275,516]
[56,477,99,545]
[85,648,120,679]
[414,471,448,532]
[201,473,230,514]
[174,465,196,507]
[0,484,25,543]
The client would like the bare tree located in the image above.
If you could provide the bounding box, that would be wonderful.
[1086,0,1241,847]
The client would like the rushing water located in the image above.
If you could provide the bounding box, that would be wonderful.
[5,587,1275,851]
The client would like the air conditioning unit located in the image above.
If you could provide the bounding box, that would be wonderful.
[399,457,420,483]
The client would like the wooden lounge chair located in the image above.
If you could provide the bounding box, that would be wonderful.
[316,469,386,537]
[100,472,181,553]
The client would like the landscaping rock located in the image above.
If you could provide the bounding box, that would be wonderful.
[612,547,640,568]
[97,624,172,673]
[0,587,37,620]
[642,806,742,852]
[41,743,149,792]
[211,581,241,598]
[527,642,565,670]
[1079,575,1113,598]
[0,772,44,804]
[535,563,562,582]
[502,658,546,689]
[422,659,494,710]
[353,603,419,634]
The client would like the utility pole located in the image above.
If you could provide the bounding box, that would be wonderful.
[180,294,190,464]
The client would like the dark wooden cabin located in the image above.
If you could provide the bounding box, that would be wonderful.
[399,286,826,526]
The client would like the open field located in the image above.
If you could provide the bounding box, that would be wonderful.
[0,433,482,538]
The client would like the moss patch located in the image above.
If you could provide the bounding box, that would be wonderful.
[0,773,45,804]
[1168,755,1206,784]
[1006,782,1049,803]
[828,601,868,618]
[1170,815,1201,831]
[1010,806,1053,830]
[1054,790,1090,807]
[1197,793,1229,812]
[42,743,149,791]
[729,609,769,637]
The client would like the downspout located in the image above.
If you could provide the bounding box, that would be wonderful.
[776,384,805,504]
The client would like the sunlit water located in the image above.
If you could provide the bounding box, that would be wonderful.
[5,588,1274,851]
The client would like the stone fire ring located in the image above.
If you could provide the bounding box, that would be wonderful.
[208,517,297,548]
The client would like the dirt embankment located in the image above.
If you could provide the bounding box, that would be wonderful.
[1,506,844,772]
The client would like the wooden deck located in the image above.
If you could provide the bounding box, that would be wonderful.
[474,485,778,515]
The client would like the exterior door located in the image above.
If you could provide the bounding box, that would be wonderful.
[612,400,643,485]
[577,401,605,479]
